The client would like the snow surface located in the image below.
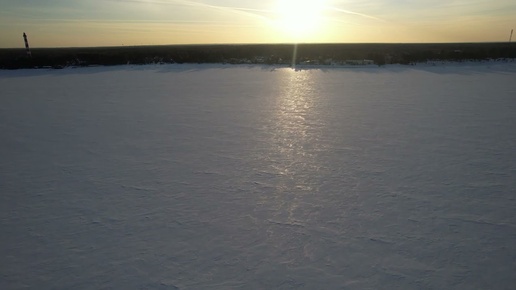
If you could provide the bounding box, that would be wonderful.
[1,63,516,289]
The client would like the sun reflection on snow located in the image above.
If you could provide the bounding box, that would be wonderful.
[275,70,314,158]
[262,69,324,227]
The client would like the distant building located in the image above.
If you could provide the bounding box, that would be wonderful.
[345,59,374,65]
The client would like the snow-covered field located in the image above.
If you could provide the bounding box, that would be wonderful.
[1,63,516,289]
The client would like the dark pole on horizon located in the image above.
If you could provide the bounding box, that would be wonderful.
[23,32,32,57]
[510,29,513,43]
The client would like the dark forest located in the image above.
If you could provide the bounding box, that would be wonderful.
[1,42,515,69]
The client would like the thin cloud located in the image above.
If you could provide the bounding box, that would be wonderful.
[108,0,273,23]
[325,6,386,22]
[105,0,386,25]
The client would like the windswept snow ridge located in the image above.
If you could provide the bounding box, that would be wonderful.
[1,63,516,289]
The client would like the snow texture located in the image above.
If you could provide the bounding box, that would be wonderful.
[1,63,516,289]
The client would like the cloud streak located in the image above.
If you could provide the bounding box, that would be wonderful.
[324,6,386,22]
[109,0,386,24]
[108,0,273,23]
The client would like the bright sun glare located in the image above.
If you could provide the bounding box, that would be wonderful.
[274,0,327,39]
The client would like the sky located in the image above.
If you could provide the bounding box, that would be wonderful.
[0,0,515,48]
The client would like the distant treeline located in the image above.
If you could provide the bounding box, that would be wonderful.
[1,43,515,69]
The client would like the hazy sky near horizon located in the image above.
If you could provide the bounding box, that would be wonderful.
[0,0,514,48]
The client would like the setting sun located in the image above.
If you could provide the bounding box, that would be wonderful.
[274,0,327,39]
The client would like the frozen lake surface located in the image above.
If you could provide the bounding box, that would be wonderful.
[1,63,516,289]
